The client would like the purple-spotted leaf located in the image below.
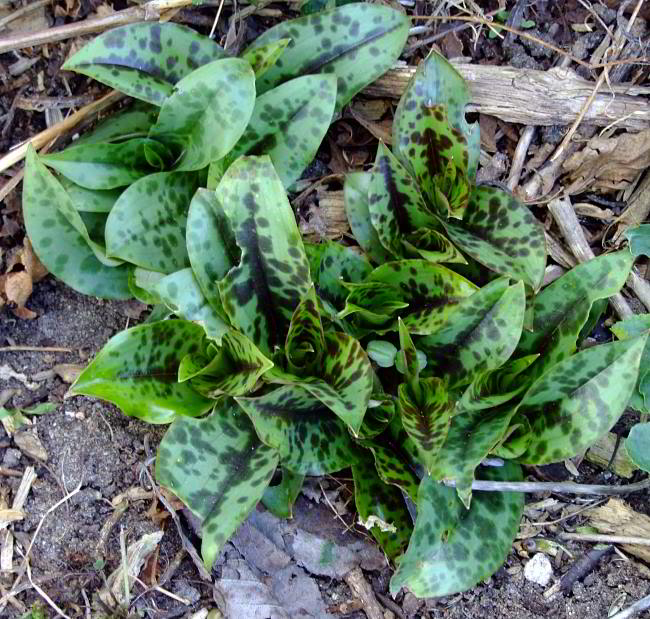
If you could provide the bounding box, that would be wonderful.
[352,451,413,563]
[243,3,409,110]
[71,320,212,424]
[241,38,290,77]
[519,335,647,465]
[236,385,359,474]
[344,172,393,264]
[149,58,255,171]
[105,170,199,273]
[261,467,305,518]
[63,23,226,105]
[418,279,526,388]
[518,251,635,380]
[444,186,546,290]
[156,398,278,568]
[216,156,312,356]
[389,462,524,598]
[22,146,130,299]
[225,74,337,188]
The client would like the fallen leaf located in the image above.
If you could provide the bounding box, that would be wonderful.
[5,271,32,309]
[53,363,83,383]
[14,428,48,461]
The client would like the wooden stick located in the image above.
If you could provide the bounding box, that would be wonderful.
[610,593,650,619]
[560,532,650,546]
[507,125,535,191]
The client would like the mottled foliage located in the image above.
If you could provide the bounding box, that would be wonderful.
[261,467,305,518]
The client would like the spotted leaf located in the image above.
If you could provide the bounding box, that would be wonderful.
[357,396,395,439]
[225,74,336,188]
[61,180,122,213]
[344,171,393,264]
[402,227,467,265]
[339,280,409,331]
[156,398,279,568]
[389,461,524,598]
[352,451,413,563]
[149,58,255,171]
[22,146,130,299]
[105,171,198,273]
[236,385,359,475]
[186,188,240,317]
[71,320,212,424]
[285,286,325,376]
[244,3,409,110]
[625,422,650,473]
[241,38,290,77]
[518,251,635,379]
[155,268,229,342]
[262,467,305,518]
[216,156,312,355]
[75,102,159,146]
[128,266,164,305]
[418,279,526,388]
[63,23,226,105]
[444,186,546,290]
[519,335,647,465]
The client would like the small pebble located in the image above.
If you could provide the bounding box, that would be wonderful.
[2,448,22,468]
[524,553,553,586]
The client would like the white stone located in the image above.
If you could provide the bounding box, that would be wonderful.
[524,552,553,586]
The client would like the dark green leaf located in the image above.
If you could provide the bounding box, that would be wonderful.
[23,146,130,299]
[71,320,213,423]
[262,467,305,518]
[156,398,279,568]
[625,422,650,473]
[244,4,409,110]
[63,23,226,105]
[105,170,198,273]
[402,227,467,265]
[240,38,290,77]
[389,462,524,597]
[357,396,395,439]
[150,58,255,171]
[236,385,359,474]
[285,286,325,376]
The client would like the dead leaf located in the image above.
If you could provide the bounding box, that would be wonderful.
[440,29,464,58]
[348,105,392,144]
[479,114,498,153]
[5,271,32,309]
[1,238,47,319]
[350,99,391,121]
[14,428,48,461]
[563,129,650,194]
[53,363,83,383]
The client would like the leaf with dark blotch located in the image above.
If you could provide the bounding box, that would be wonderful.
[344,171,393,264]
[444,186,546,290]
[491,414,532,459]
[285,286,325,376]
[180,329,273,397]
[356,396,395,439]
[398,319,420,382]
[403,227,467,264]
[352,451,413,563]
[418,279,526,388]
[71,320,213,423]
[262,466,304,518]
[368,142,438,255]
[225,75,337,188]
[155,268,230,342]
[625,422,650,473]
[306,240,372,310]
[105,170,198,273]
[156,398,279,568]
[236,385,359,475]
[217,156,312,356]
[186,188,240,317]
[339,280,409,330]
[149,58,255,171]
[518,251,634,379]
[389,462,524,598]
[63,23,226,105]
[22,146,130,299]
[241,38,290,77]
[519,335,647,465]
[61,179,122,213]
[243,4,409,110]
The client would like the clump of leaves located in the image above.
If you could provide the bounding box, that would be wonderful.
[24,14,648,600]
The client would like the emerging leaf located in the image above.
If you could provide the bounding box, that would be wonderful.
[262,467,305,518]
[156,398,279,568]
[71,320,213,423]
[285,286,325,376]
[240,38,290,77]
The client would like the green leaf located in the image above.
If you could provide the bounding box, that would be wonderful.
[518,251,635,377]
[397,318,420,381]
[149,58,255,171]
[612,313,650,412]
[225,74,337,188]
[63,23,226,105]
[71,320,213,423]
[23,146,130,299]
[244,3,409,110]
[444,186,546,290]
[128,266,165,304]
[625,422,650,473]
[105,171,199,273]
[262,467,305,518]
[74,102,159,145]
[366,441,420,503]
[186,188,240,316]
[41,138,164,190]
[61,179,122,213]
[389,461,524,598]
[155,268,230,342]
[236,385,359,474]
[402,227,467,265]
[216,156,312,355]
[393,50,480,191]
[625,224,650,258]
[357,396,395,439]
[241,38,290,77]
[179,329,273,397]
[519,335,647,465]
[367,340,397,368]
[418,279,526,388]
[156,398,279,568]
[285,286,325,376]
[344,171,393,264]
[492,414,532,459]
[352,451,413,562]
